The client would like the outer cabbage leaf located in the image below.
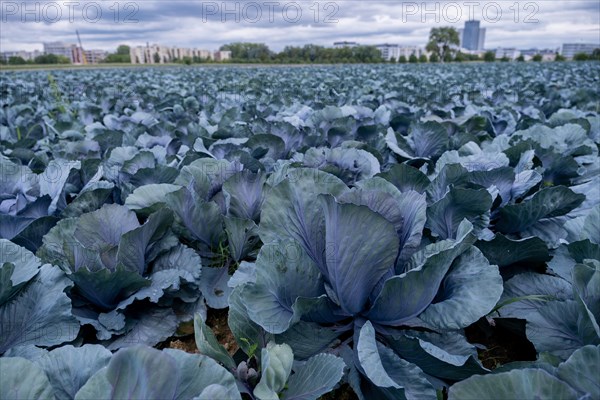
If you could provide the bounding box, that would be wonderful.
[448,368,577,400]
[555,344,600,398]
[495,186,585,234]
[0,264,79,354]
[320,195,399,315]
[281,353,345,400]
[386,122,448,160]
[386,330,487,381]
[357,321,437,400]
[260,168,347,273]
[36,344,112,400]
[75,346,240,400]
[223,170,265,222]
[418,247,503,330]
[0,239,40,304]
[254,342,294,400]
[426,187,492,240]
[242,242,326,334]
[0,357,54,400]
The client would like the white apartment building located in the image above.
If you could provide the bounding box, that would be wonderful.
[41,42,106,64]
[130,44,172,64]
[129,46,145,64]
[84,49,107,64]
[0,49,43,61]
[213,50,231,61]
[43,42,77,62]
[495,48,520,60]
[375,44,400,61]
[560,43,599,59]
[397,46,425,59]
[520,48,559,61]
[130,45,230,64]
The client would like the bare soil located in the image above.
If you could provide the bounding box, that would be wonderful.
[158,308,238,355]
[206,307,239,355]
[465,317,537,370]
[320,384,359,400]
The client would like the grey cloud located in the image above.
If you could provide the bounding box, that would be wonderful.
[1,0,598,51]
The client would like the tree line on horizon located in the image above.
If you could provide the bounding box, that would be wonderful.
[3,28,599,66]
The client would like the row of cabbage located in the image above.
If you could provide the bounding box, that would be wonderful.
[0,62,599,399]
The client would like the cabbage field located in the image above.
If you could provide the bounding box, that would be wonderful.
[0,62,599,399]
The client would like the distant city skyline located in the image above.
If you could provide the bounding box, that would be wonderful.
[1,1,599,52]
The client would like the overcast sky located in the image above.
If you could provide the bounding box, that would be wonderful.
[1,0,599,52]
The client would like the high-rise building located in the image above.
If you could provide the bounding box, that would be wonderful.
[560,43,599,59]
[478,28,486,51]
[460,20,485,51]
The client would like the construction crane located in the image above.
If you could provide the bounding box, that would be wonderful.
[76,30,88,65]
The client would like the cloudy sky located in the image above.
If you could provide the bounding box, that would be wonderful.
[1,0,598,52]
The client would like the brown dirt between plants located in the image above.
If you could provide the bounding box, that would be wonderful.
[159,311,533,399]
[206,307,239,355]
[465,318,537,370]
[162,307,239,355]
[320,384,359,400]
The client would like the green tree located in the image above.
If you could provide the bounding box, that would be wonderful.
[500,56,510,62]
[419,54,428,63]
[354,45,385,63]
[454,52,466,62]
[592,48,600,60]
[104,44,131,63]
[483,51,496,62]
[532,54,543,62]
[398,55,407,63]
[274,44,383,64]
[429,53,439,63]
[389,56,396,63]
[153,52,161,63]
[516,55,525,62]
[8,56,27,65]
[408,53,418,63]
[554,53,565,61]
[193,56,208,63]
[573,53,588,61]
[116,45,130,55]
[33,54,70,64]
[220,42,273,62]
[426,27,460,62]
[104,53,130,63]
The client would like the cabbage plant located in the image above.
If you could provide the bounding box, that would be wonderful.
[37,204,204,348]
[234,169,504,398]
